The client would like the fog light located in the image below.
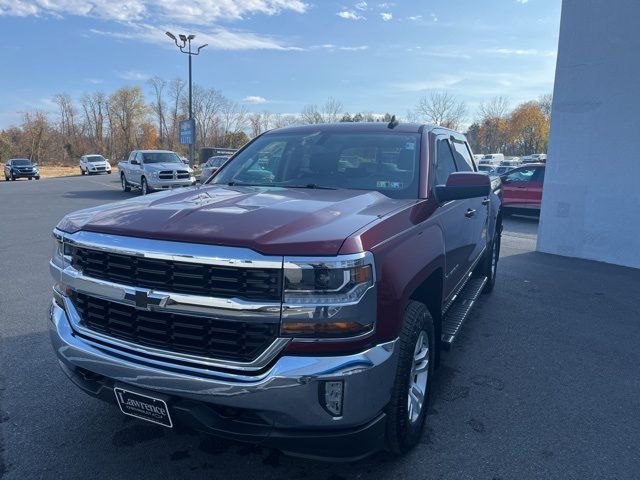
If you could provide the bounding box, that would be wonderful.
[320,380,344,417]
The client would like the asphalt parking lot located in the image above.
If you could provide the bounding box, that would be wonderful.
[1,175,639,479]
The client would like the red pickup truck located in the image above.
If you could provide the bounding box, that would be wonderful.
[49,122,502,460]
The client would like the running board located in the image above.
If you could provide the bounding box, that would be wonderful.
[441,276,487,349]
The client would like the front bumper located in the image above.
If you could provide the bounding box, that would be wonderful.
[48,300,398,459]
[147,177,196,189]
[11,170,38,178]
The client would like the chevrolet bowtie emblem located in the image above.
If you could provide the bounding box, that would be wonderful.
[124,289,168,310]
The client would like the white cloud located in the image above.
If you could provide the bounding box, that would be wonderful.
[87,78,104,84]
[90,23,303,50]
[311,44,368,51]
[118,70,151,81]
[380,12,392,21]
[354,1,368,10]
[337,10,364,20]
[377,2,395,8]
[430,13,438,22]
[488,48,556,57]
[516,0,529,4]
[242,96,267,104]
[407,15,422,21]
[0,0,309,24]
[393,75,463,92]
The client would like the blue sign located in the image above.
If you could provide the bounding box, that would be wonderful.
[179,119,195,145]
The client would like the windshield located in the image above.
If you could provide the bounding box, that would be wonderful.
[206,156,228,168]
[87,155,105,163]
[13,159,31,166]
[141,152,181,164]
[211,131,421,199]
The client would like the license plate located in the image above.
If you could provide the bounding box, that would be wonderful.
[114,387,173,428]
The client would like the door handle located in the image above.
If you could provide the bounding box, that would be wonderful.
[465,209,476,218]
[482,197,490,206]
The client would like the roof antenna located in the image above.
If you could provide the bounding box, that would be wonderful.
[387,115,399,129]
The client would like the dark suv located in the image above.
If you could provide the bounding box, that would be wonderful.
[4,158,40,181]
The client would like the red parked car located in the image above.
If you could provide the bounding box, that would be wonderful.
[500,163,545,214]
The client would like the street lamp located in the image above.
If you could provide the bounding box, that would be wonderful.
[166,31,207,168]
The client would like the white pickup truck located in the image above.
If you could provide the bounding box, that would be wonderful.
[119,150,196,195]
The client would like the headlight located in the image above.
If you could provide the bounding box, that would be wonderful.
[52,234,72,269]
[281,253,375,339]
[149,171,159,178]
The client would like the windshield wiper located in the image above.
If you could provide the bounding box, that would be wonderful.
[227,182,336,190]
[226,181,274,187]
[283,184,336,190]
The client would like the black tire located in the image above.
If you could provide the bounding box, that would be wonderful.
[107,170,112,174]
[121,174,131,192]
[10,173,15,181]
[475,223,501,294]
[141,177,151,195]
[385,301,435,454]
[80,168,85,175]
[35,176,40,180]
[28,177,32,180]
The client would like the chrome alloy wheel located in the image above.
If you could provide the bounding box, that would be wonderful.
[491,235,500,278]
[407,331,430,423]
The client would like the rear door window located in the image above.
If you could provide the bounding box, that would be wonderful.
[451,141,475,172]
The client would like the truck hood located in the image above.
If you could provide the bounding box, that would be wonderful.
[57,185,412,255]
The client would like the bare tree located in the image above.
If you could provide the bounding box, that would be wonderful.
[148,77,168,147]
[53,93,82,160]
[81,92,108,154]
[322,97,343,123]
[167,78,186,150]
[479,95,510,119]
[301,104,324,124]
[22,111,51,162]
[537,93,553,120]
[415,91,467,130]
[271,113,298,129]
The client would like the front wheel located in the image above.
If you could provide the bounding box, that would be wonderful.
[35,176,40,180]
[141,177,151,195]
[121,174,131,192]
[475,225,501,293]
[10,173,15,181]
[385,301,435,454]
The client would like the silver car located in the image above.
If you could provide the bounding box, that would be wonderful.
[200,156,229,182]
[119,150,196,195]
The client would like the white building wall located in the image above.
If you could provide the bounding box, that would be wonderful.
[537,0,640,269]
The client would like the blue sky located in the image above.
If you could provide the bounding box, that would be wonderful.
[0,0,561,128]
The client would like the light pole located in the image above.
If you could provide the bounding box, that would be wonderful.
[166,31,207,168]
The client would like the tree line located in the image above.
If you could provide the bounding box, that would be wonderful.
[0,81,551,166]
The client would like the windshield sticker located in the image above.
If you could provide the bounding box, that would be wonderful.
[405,142,416,150]
[377,181,404,189]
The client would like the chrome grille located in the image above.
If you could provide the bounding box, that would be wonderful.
[70,246,282,302]
[72,292,279,362]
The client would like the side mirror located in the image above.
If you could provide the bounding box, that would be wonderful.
[434,172,491,203]
[131,159,139,165]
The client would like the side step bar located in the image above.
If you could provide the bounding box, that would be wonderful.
[441,276,487,349]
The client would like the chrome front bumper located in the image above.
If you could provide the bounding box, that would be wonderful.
[49,300,399,430]
[147,177,195,189]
